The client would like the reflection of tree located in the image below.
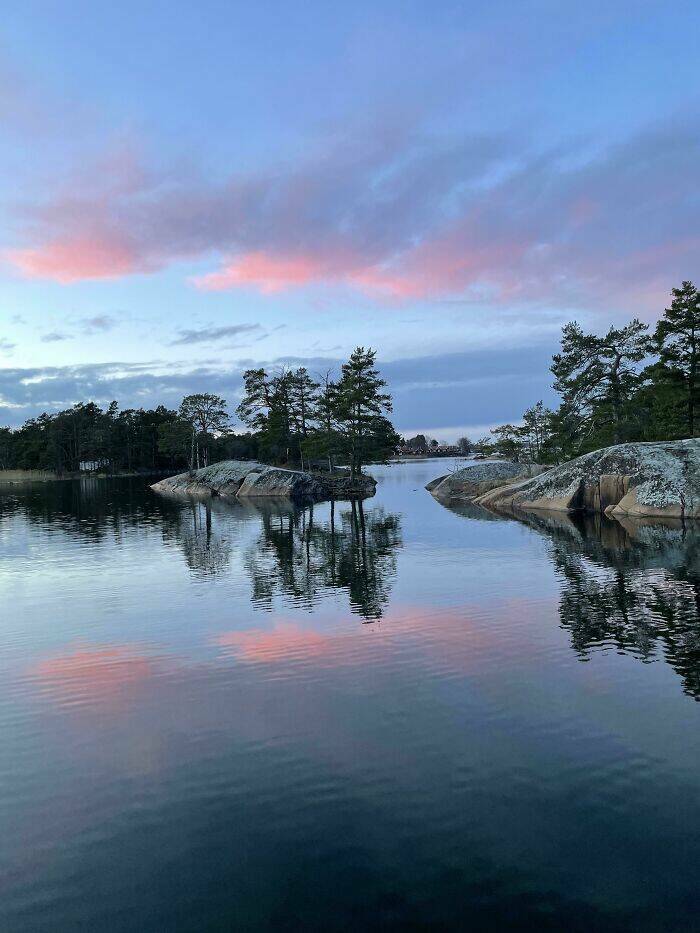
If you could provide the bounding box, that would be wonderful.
[245,499,402,620]
[0,475,167,543]
[526,510,700,699]
[161,499,233,578]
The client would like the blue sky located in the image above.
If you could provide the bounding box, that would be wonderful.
[1,0,699,437]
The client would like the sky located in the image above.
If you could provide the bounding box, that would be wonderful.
[1,0,699,439]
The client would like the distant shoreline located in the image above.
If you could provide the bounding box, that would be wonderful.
[0,469,166,485]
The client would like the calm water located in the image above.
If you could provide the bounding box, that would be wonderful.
[2,459,700,931]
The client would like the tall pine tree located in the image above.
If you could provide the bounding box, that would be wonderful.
[653,280,700,437]
[335,347,398,477]
[551,320,650,451]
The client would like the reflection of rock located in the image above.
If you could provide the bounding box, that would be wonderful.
[439,496,700,699]
[436,499,509,523]
[425,474,448,492]
[152,460,326,502]
[517,509,700,699]
[473,440,700,520]
[428,461,546,501]
[244,499,402,620]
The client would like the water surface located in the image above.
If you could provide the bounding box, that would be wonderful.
[1,460,700,931]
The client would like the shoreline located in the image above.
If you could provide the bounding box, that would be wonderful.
[0,469,167,485]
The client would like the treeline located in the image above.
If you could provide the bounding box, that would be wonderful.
[400,435,474,455]
[0,346,398,476]
[479,280,700,463]
[0,400,259,475]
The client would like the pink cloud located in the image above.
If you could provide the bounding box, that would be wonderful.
[192,250,422,298]
[193,251,330,293]
[6,235,143,283]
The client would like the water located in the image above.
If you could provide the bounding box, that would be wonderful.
[1,459,700,931]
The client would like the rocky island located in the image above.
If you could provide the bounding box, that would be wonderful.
[151,460,376,502]
[428,440,700,521]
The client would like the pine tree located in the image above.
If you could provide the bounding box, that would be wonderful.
[311,371,341,472]
[236,369,272,433]
[654,280,700,437]
[179,393,229,468]
[334,347,398,477]
[289,368,319,469]
[551,320,651,451]
[520,400,554,462]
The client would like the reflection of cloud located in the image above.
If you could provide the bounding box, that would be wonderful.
[211,598,556,671]
[214,623,334,664]
[29,644,162,708]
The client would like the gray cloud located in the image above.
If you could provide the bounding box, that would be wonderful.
[82,314,117,334]
[36,315,118,344]
[170,324,265,346]
[0,345,557,437]
[0,339,16,354]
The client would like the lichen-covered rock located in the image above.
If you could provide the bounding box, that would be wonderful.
[427,461,547,501]
[473,440,700,519]
[151,460,326,502]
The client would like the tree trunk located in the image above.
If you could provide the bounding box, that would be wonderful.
[610,357,623,444]
[689,341,696,436]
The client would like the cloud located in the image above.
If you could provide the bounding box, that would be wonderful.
[193,253,330,294]
[81,314,117,334]
[170,323,264,346]
[38,317,117,343]
[6,236,144,283]
[0,339,16,354]
[5,115,697,311]
[0,345,557,434]
[41,314,117,343]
